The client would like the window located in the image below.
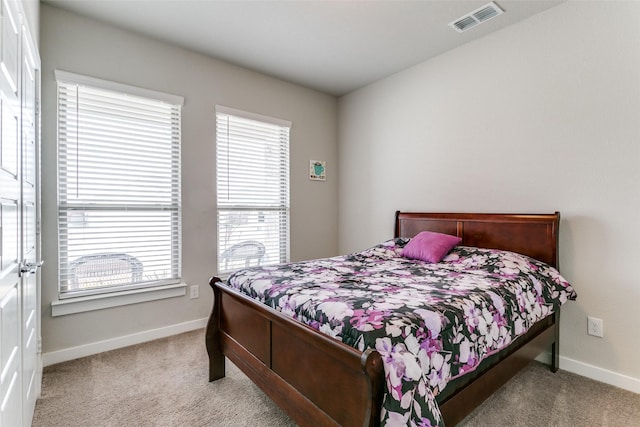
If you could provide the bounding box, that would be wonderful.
[56,70,183,298]
[215,106,290,275]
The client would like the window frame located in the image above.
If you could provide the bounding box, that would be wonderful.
[55,70,184,300]
[215,105,291,276]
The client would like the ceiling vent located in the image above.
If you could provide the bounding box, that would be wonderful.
[449,2,504,33]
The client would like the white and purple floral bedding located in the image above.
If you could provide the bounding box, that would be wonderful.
[226,238,577,426]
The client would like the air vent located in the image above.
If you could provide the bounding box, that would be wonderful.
[449,2,504,33]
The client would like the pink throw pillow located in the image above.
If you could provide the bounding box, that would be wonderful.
[401,231,462,263]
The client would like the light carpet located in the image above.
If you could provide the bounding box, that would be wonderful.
[33,329,640,426]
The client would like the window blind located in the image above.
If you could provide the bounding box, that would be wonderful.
[56,71,183,297]
[215,106,290,275]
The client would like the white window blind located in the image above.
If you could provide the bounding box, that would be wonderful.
[56,70,183,297]
[216,106,290,275]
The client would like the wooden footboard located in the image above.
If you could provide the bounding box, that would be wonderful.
[206,277,385,427]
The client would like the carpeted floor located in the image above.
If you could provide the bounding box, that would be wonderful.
[33,329,640,426]
[458,358,640,426]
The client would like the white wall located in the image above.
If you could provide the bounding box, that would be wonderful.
[338,1,640,389]
[40,4,338,355]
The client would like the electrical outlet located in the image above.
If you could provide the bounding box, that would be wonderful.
[189,285,199,299]
[587,316,603,337]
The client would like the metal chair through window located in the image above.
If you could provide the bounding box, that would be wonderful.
[220,240,266,270]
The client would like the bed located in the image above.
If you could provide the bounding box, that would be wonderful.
[205,211,576,426]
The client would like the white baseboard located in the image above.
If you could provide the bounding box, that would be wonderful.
[43,318,208,367]
[536,352,640,394]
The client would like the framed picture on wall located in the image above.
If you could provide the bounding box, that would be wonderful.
[309,160,326,181]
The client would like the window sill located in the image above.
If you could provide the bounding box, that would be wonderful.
[51,283,187,317]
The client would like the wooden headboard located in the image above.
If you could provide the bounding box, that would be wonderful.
[394,211,560,268]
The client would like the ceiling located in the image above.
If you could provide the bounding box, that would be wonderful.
[44,0,565,96]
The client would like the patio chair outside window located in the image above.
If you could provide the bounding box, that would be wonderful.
[68,253,144,291]
[220,241,266,271]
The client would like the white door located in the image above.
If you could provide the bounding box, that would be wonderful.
[0,1,41,425]
[0,0,23,425]
[20,21,40,426]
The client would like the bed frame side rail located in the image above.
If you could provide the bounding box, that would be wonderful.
[439,309,561,426]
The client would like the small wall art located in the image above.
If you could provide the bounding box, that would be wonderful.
[309,160,326,181]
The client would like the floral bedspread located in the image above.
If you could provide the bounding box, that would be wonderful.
[226,239,577,426]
